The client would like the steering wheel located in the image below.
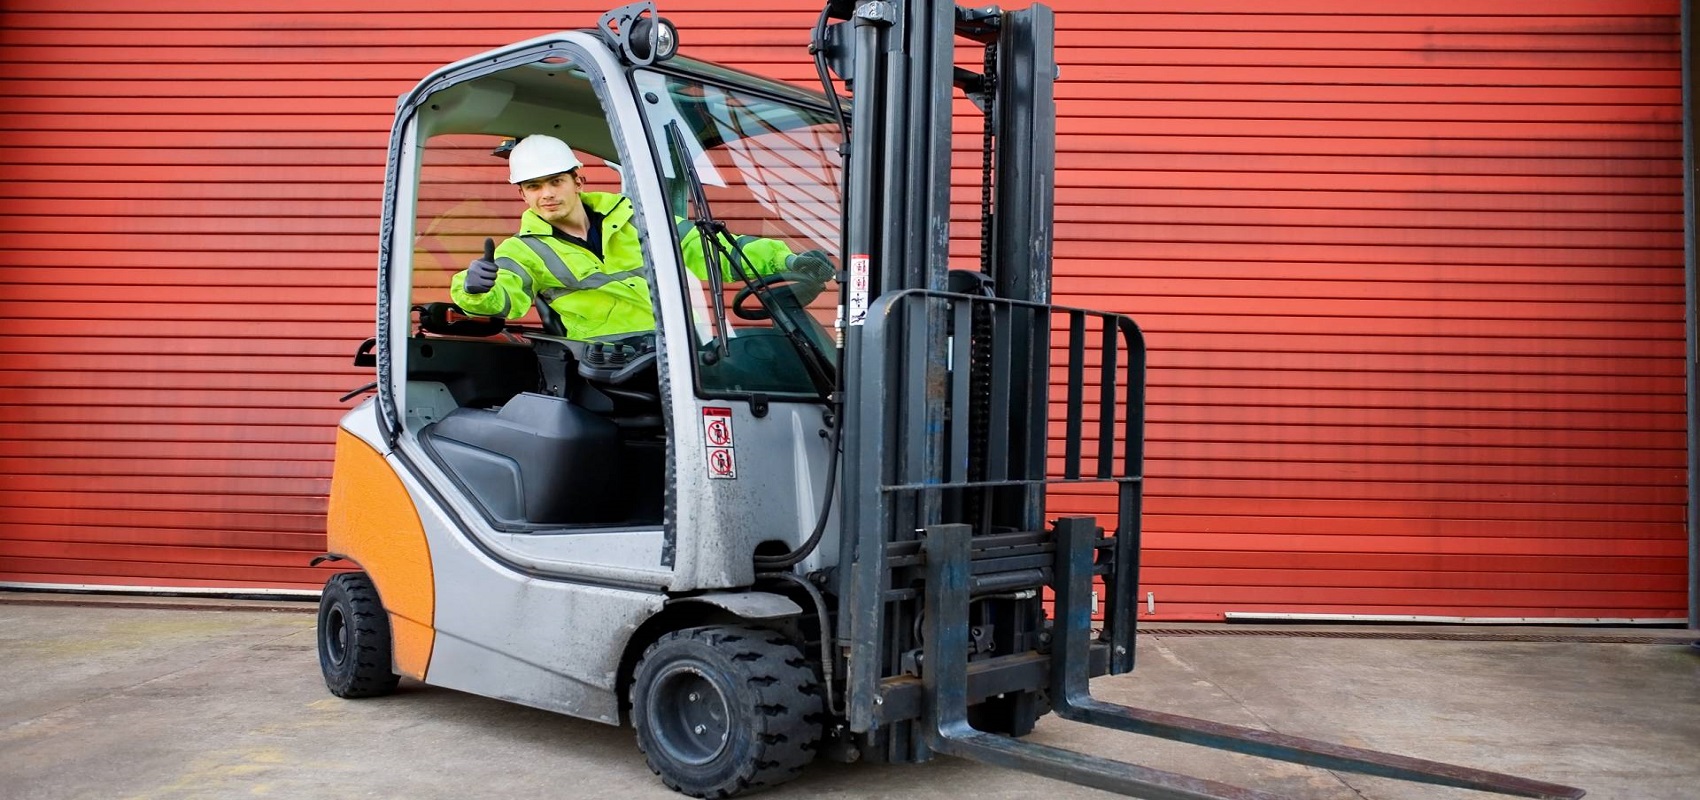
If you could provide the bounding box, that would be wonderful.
[731,271,817,321]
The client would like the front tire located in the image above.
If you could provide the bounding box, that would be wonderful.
[317,572,400,698]
[632,626,822,797]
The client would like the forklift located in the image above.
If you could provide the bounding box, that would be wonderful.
[316,2,1585,798]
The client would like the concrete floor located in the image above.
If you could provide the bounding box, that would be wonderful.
[0,594,1695,800]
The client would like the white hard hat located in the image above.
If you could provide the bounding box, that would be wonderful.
[508,135,584,184]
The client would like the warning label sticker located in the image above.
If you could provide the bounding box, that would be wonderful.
[707,447,737,480]
[703,407,736,479]
[847,254,870,327]
[702,406,734,447]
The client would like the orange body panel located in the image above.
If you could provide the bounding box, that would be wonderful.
[325,429,435,679]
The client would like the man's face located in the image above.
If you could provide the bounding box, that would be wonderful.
[518,171,583,225]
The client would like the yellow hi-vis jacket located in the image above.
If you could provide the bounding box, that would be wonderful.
[449,191,797,341]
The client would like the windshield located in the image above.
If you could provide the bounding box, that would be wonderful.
[636,68,843,398]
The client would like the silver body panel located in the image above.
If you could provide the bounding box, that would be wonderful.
[341,403,666,724]
[674,400,840,585]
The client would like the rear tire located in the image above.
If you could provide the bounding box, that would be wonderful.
[317,572,400,698]
[632,626,822,797]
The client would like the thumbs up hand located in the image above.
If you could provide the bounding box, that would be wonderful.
[463,238,500,295]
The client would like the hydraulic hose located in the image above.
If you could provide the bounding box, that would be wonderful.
[753,415,843,570]
[758,570,840,716]
[810,3,850,135]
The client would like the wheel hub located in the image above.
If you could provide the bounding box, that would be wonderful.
[324,605,348,666]
[650,664,730,765]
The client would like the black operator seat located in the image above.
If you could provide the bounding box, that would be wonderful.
[424,393,625,526]
[412,304,628,526]
[419,329,664,527]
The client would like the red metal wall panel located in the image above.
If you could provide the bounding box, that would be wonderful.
[0,1,1685,618]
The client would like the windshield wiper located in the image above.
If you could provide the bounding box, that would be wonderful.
[664,121,835,395]
[666,122,734,363]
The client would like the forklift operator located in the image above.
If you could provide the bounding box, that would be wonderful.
[450,135,834,342]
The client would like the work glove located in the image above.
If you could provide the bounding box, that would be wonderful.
[463,238,500,295]
[785,249,836,285]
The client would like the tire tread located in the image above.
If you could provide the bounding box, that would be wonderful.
[633,625,823,798]
[317,572,401,699]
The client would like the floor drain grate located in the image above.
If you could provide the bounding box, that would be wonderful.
[1144,629,1698,645]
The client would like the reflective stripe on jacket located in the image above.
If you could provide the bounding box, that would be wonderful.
[449,191,796,341]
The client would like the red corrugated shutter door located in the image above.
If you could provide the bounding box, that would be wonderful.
[1044,1,1685,620]
[0,1,1685,618]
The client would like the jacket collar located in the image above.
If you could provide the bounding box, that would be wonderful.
[518,191,632,237]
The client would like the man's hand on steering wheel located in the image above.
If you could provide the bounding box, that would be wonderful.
[785,249,836,285]
[731,250,836,320]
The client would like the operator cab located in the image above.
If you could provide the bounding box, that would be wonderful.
[385,39,844,539]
